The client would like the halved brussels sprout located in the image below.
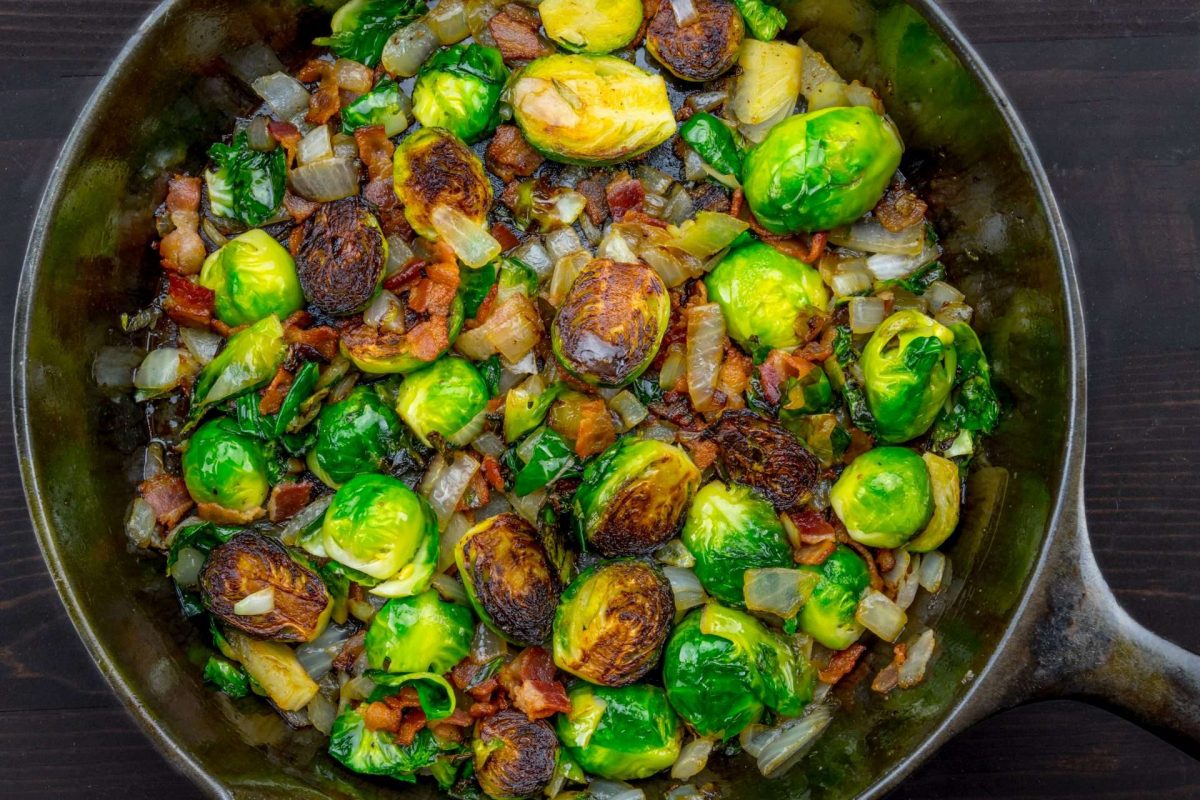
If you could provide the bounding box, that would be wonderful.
[364,589,474,674]
[182,419,270,512]
[797,545,869,650]
[907,452,962,552]
[295,196,387,316]
[706,411,821,511]
[861,310,957,443]
[573,438,701,557]
[329,709,441,779]
[200,533,331,642]
[552,560,674,686]
[198,229,303,327]
[394,357,489,446]
[681,481,793,606]
[509,55,675,165]
[222,628,318,711]
[539,0,642,54]
[741,106,904,234]
[551,259,671,388]
[830,447,933,548]
[474,709,559,800]
[321,474,438,595]
[412,43,509,143]
[555,683,682,780]
[192,314,287,410]
[456,513,562,646]
[340,294,466,374]
[646,0,743,82]
[307,386,403,488]
[394,127,492,239]
[705,241,828,353]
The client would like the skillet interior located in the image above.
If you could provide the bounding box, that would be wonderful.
[13,0,1073,797]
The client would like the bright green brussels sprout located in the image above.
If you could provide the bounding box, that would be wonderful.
[555,683,682,780]
[394,357,489,446]
[393,127,492,239]
[681,481,793,606]
[539,0,643,53]
[340,294,465,375]
[342,77,412,136]
[192,314,287,410]
[329,708,441,780]
[551,259,671,388]
[552,560,674,686]
[705,241,828,354]
[364,589,474,674]
[796,545,869,650]
[741,106,904,234]
[830,447,932,548]
[573,438,701,556]
[663,604,814,739]
[182,419,270,512]
[321,474,438,595]
[412,44,508,143]
[474,709,559,800]
[313,0,425,67]
[861,310,957,443]
[509,55,675,165]
[307,386,403,488]
[198,229,302,327]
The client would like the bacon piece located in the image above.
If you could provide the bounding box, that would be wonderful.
[405,317,451,362]
[267,481,313,524]
[765,232,828,265]
[355,125,394,182]
[196,502,265,525]
[332,630,366,672]
[268,121,303,167]
[488,5,554,63]
[682,438,718,470]
[481,455,506,491]
[871,643,908,694]
[138,474,194,529]
[715,343,751,409]
[491,221,521,252]
[786,508,836,544]
[874,183,928,233]
[485,124,544,183]
[840,535,884,592]
[429,708,473,744]
[819,644,867,685]
[759,349,817,407]
[876,549,896,575]
[605,173,645,222]
[259,366,295,415]
[158,175,206,275]
[283,313,340,361]
[574,399,618,459]
[499,647,571,720]
[576,175,610,226]
[793,539,836,566]
[362,701,404,733]
[283,191,320,223]
[299,60,342,125]
[395,708,427,746]
[384,260,425,294]
[162,273,215,328]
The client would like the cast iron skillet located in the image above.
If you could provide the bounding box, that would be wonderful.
[12,0,1200,797]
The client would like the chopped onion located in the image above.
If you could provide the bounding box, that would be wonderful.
[472,622,507,663]
[664,566,707,614]
[428,0,470,44]
[743,568,820,619]
[865,241,942,281]
[296,622,355,681]
[548,250,589,307]
[544,227,584,263]
[636,165,674,196]
[671,739,713,780]
[456,295,542,362]
[306,691,338,735]
[471,431,506,458]
[666,211,748,259]
[289,157,360,202]
[890,288,929,314]
[682,148,707,183]
[848,296,887,334]
[382,21,439,78]
[507,487,545,524]
[598,227,638,262]
[509,237,553,279]
[432,572,469,604]
[279,494,332,549]
[425,452,479,530]
[333,58,374,94]
[448,409,488,447]
[363,290,406,333]
[830,260,873,298]
[339,675,377,711]
[935,302,974,326]
[608,390,648,431]
[580,213,603,246]
[686,303,725,412]
[297,124,334,166]
[855,588,907,642]
[465,0,501,42]
[178,327,222,365]
[663,185,696,226]
[883,548,910,588]
[170,546,206,587]
[140,442,166,481]
[895,555,921,611]
[233,586,276,616]
[588,781,644,800]
[640,245,701,288]
[829,219,925,256]
[438,512,475,572]
[432,204,502,268]
[654,539,696,569]
[668,0,700,26]
[755,703,836,778]
[94,346,144,391]
[918,551,950,593]
[246,116,275,152]
[251,72,310,120]
[134,347,198,400]
[898,629,937,688]
[658,344,686,392]
[926,280,965,311]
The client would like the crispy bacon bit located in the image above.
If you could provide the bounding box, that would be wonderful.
[623,209,670,230]
[196,502,265,525]
[138,474,194,529]
[396,707,428,745]
[683,438,719,470]
[499,647,571,720]
[463,470,491,511]
[876,549,896,575]
[283,191,320,223]
[301,60,342,125]
[259,366,295,415]
[267,481,313,524]
[820,644,867,685]
[729,187,744,218]
[793,539,836,566]
[162,273,215,328]
[283,313,340,361]
[406,318,452,362]
[384,260,425,294]
[871,642,908,694]
[158,176,206,275]
[764,232,828,265]
[363,700,404,733]
[470,701,503,718]
[482,455,506,491]
[574,399,618,459]
[488,4,555,63]
[268,120,303,167]
[491,221,521,252]
[410,259,461,317]
[786,508,836,543]
[355,125,395,183]
[486,124,545,183]
[796,324,837,363]
[576,175,610,226]
[874,183,928,233]
[715,344,752,409]
[606,173,645,222]
[759,349,817,406]
[429,708,473,743]
[332,629,366,672]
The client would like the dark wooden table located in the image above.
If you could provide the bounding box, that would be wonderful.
[0,0,1196,797]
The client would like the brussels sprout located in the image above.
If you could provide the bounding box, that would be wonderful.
[474,709,559,800]
[741,106,904,234]
[646,0,743,82]
[182,419,270,512]
[731,0,787,41]
[796,545,869,650]
[929,321,1000,454]
[552,560,674,686]
[340,294,466,374]
[198,229,303,327]
[295,196,387,316]
[906,452,961,553]
[412,44,508,143]
[555,683,682,780]
[706,411,820,511]
[222,627,319,711]
[365,589,474,673]
[394,357,489,446]
[307,386,403,487]
[393,127,492,239]
[205,131,286,227]
[705,242,828,354]
[200,533,332,642]
[860,310,957,443]
[552,259,671,388]
[573,438,701,557]
[321,474,439,594]
[192,314,287,410]
[330,707,441,779]
[681,482,793,606]
[830,447,932,548]
[313,0,426,67]
[342,77,413,136]
[509,55,675,165]
[663,604,814,738]
[539,0,642,54]
[455,513,562,646]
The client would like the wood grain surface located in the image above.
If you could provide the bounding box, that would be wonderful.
[0,0,1197,797]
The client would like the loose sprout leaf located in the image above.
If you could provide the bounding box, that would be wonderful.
[459,262,499,319]
[831,326,877,435]
[203,655,250,698]
[732,0,787,41]
[629,374,664,407]
[679,113,745,181]
[328,708,441,779]
[167,521,242,572]
[342,78,410,135]
[498,258,539,298]
[207,132,286,227]
[365,670,457,719]
[513,428,580,497]
[889,261,946,295]
[314,0,429,67]
[274,361,321,436]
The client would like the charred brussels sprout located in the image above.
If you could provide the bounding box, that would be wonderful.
[552,259,670,388]
[539,0,642,54]
[861,310,957,443]
[681,482,793,606]
[552,560,674,686]
[830,447,933,548]
[340,294,465,374]
[200,533,331,642]
[198,229,302,326]
[706,411,820,511]
[456,513,562,646]
[365,589,474,673]
[797,545,869,649]
[509,55,675,165]
[555,683,682,780]
[329,710,441,780]
[182,419,270,512]
[295,197,386,316]
[307,386,402,487]
[321,474,438,595]
[646,0,743,82]
[573,438,701,557]
[705,241,828,353]
[393,127,492,239]
[394,357,489,446]
[741,106,904,234]
[412,43,508,143]
[474,709,559,800]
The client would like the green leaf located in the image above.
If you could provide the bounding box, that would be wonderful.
[365,670,457,719]
[275,361,322,436]
[513,428,580,497]
[679,112,745,180]
[732,0,787,40]
[629,374,664,407]
[207,132,286,227]
[328,708,441,779]
[203,656,250,698]
[479,355,502,398]
[314,0,429,67]
[167,521,241,573]
[459,262,498,319]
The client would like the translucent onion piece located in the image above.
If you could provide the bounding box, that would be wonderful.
[935,302,974,326]
[755,703,836,778]
[671,739,713,780]
[548,250,590,307]
[472,622,508,663]
[828,219,924,256]
[608,390,648,432]
[94,346,144,390]
[544,227,584,264]
[432,205,502,268]
[926,280,965,311]
[918,551,949,593]
[507,488,545,524]
[865,241,941,281]
[170,546,206,587]
[890,288,929,314]
[465,0,501,42]
[289,157,360,202]
[432,572,469,604]
[178,327,222,365]
[894,556,921,611]
[385,235,416,276]
[882,548,911,588]
[855,589,907,642]
[654,539,697,569]
[640,245,701,288]
[306,691,338,735]
[233,586,276,616]
[471,431,506,458]
[382,21,439,78]
[332,133,360,162]
[140,442,166,481]
[363,290,406,333]
[666,212,748,259]
[743,568,820,619]
[553,191,588,227]
[848,296,887,334]
[663,566,707,614]
[636,165,674,197]
[456,295,542,362]
[598,227,639,262]
[659,344,686,392]
[296,622,355,681]
[642,192,668,219]
[588,781,645,800]
[897,629,936,689]
[339,675,377,711]
[428,0,471,44]
[134,347,198,399]
[426,452,479,530]
[508,237,553,279]
[297,124,333,166]
[686,303,725,412]
[682,148,707,183]
[669,0,700,28]
[438,512,474,572]
[830,261,873,298]
[687,89,728,114]
[663,185,696,227]
[280,494,333,549]
[246,116,275,152]
[333,58,374,94]
[251,72,310,120]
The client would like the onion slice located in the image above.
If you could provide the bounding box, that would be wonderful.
[855,589,907,642]
[432,204,501,268]
[671,738,713,780]
[686,303,726,412]
[233,586,276,616]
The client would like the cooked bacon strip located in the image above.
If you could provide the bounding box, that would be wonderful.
[715,343,751,410]
[759,349,817,406]
[576,175,610,226]
[682,438,718,470]
[481,455,505,492]
[137,474,194,529]
[405,318,451,362]
[819,644,867,685]
[355,126,394,183]
[491,221,521,252]
[162,273,215,328]
[606,173,645,222]
[488,4,555,63]
[283,191,320,223]
[840,535,884,592]
[871,642,908,694]
[268,120,303,167]
[259,366,295,415]
[796,324,837,363]
[764,232,829,264]
[196,502,265,525]
[485,124,544,183]
[299,60,342,125]
[158,176,206,275]
[785,508,837,544]
[499,647,571,720]
[362,700,404,733]
[283,312,339,361]
[429,708,473,743]
[267,481,313,524]
[793,539,837,566]
[574,399,617,459]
